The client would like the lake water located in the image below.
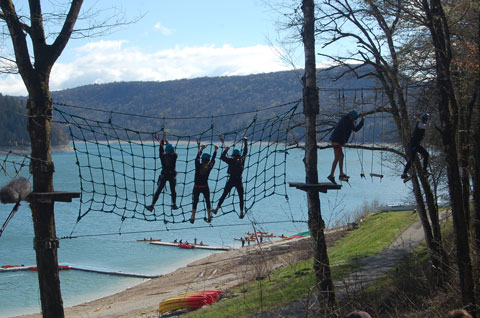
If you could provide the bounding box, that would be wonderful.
[0,145,411,317]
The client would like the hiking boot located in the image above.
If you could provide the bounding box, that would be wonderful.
[327,175,337,184]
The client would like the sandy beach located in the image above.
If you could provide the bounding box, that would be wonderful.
[13,232,346,318]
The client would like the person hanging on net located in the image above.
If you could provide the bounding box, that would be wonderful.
[327,110,365,184]
[214,136,248,219]
[146,131,178,211]
[401,113,430,181]
[190,142,218,224]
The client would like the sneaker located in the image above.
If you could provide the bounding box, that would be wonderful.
[172,204,179,210]
[145,205,154,212]
[339,174,350,179]
[327,175,337,184]
[189,217,195,224]
[213,207,219,215]
[207,216,212,223]
[239,210,244,219]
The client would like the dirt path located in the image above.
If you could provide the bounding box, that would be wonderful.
[250,213,440,317]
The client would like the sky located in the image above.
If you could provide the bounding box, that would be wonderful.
[0,0,310,96]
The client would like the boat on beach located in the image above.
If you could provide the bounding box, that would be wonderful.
[158,290,223,315]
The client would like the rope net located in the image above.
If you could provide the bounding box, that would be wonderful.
[53,101,299,224]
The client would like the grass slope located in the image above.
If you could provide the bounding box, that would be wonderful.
[180,211,419,318]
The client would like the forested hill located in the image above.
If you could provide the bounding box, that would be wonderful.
[51,71,305,136]
[51,67,390,141]
[0,67,397,147]
[0,94,68,147]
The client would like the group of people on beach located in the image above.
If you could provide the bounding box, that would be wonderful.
[145,131,248,224]
[328,110,430,184]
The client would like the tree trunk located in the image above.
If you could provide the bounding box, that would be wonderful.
[28,94,64,318]
[422,0,476,311]
[471,4,480,302]
[302,0,338,314]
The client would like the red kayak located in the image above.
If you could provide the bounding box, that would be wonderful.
[179,243,196,249]
[1,264,23,268]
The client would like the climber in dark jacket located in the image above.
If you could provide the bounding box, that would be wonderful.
[327,110,364,184]
[214,137,248,219]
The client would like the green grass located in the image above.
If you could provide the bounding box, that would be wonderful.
[180,211,419,318]
[328,211,419,264]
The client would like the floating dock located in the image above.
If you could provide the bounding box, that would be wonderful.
[0,264,160,279]
[149,241,232,251]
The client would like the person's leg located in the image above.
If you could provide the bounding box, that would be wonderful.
[214,180,233,213]
[236,181,245,219]
[191,187,200,223]
[402,147,417,178]
[147,175,166,211]
[168,175,178,209]
[417,145,429,171]
[203,187,212,222]
[329,146,340,176]
[328,145,342,183]
[338,149,347,177]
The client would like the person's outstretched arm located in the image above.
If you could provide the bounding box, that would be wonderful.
[221,146,229,162]
[353,116,365,132]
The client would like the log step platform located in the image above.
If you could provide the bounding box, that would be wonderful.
[288,182,341,193]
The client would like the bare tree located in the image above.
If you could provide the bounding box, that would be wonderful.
[419,0,476,313]
[0,2,134,317]
[313,0,449,283]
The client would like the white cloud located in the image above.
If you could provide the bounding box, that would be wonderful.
[153,22,174,36]
[0,41,295,96]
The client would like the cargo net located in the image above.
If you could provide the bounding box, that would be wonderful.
[53,101,299,224]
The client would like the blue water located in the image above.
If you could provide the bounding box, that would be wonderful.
[0,145,410,317]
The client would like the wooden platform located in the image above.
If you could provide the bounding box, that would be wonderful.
[27,191,80,203]
[150,241,232,251]
[288,182,341,193]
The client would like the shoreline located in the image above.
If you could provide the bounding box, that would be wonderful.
[12,235,320,318]
[12,227,351,318]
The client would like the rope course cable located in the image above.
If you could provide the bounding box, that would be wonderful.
[0,150,32,179]
[53,100,300,226]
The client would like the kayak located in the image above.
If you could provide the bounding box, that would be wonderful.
[178,243,196,249]
[158,290,223,314]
